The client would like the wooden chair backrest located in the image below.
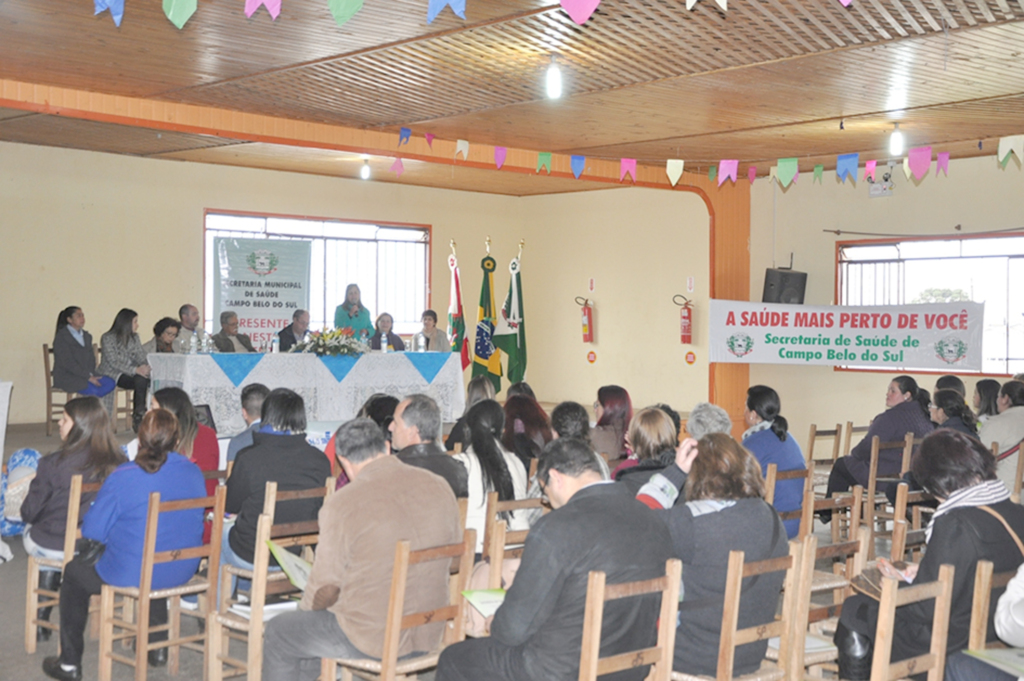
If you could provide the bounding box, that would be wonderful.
[528,457,538,481]
[870,564,954,681]
[61,475,104,566]
[1014,442,1024,503]
[813,485,863,544]
[764,464,814,540]
[42,343,55,388]
[969,560,1018,651]
[891,482,933,526]
[890,519,928,564]
[843,422,870,458]
[578,558,682,681]
[260,478,334,522]
[808,526,870,613]
[481,490,545,561]
[806,423,843,464]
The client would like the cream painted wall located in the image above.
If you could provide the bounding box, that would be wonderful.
[749,155,1023,456]
[0,142,712,428]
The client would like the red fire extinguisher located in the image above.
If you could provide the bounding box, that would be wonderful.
[675,295,693,344]
[576,297,594,343]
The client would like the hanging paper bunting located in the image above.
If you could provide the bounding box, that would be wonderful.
[748,166,757,184]
[864,160,877,182]
[494,147,507,170]
[398,128,411,146]
[902,158,913,180]
[425,133,435,148]
[455,139,469,160]
[813,164,824,183]
[163,0,196,28]
[686,0,726,10]
[708,166,717,182]
[666,159,684,187]
[390,158,404,177]
[245,0,280,19]
[620,158,637,183]
[427,0,465,23]
[998,135,1024,164]
[776,158,798,188]
[718,160,738,186]
[769,167,777,182]
[793,168,800,183]
[327,0,363,26]
[95,0,125,26]
[1001,154,1013,169]
[836,153,859,183]
[907,146,932,181]
[838,0,852,6]
[561,0,601,23]
[537,152,552,174]
[937,152,950,176]
[571,155,586,179]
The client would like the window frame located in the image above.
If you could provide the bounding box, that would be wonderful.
[834,230,1024,378]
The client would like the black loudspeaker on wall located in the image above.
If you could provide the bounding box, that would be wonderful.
[762,268,808,304]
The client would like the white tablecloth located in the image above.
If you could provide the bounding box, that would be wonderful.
[149,353,465,437]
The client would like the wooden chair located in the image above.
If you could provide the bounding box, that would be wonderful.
[805,423,842,489]
[765,464,814,540]
[774,534,838,678]
[868,564,955,681]
[968,560,1017,651]
[24,475,102,653]
[43,343,73,436]
[842,422,870,458]
[812,485,863,544]
[98,485,226,681]
[890,520,927,564]
[1011,440,1024,504]
[863,434,917,558]
[480,490,546,562]
[95,344,133,432]
[671,542,802,681]
[578,558,683,681]
[319,529,477,681]
[809,526,870,609]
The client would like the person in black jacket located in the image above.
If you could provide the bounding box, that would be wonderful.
[223,389,332,596]
[390,394,467,498]
[277,309,310,352]
[51,306,115,397]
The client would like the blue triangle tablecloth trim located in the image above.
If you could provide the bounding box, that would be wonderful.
[404,352,450,383]
[210,354,265,388]
[320,355,359,382]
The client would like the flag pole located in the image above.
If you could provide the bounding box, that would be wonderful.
[518,239,524,259]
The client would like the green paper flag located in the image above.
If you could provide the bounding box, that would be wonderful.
[813,164,824,183]
[708,165,717,182]
[328,0,364,26]
[777,158,799,188]
[1001,154,1012,169]
[163,0,196,28]
[493,257,526,384]
[537,152,552,174]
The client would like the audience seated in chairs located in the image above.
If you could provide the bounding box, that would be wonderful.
[501,394,552,473]
[390,393,468,498]
[979,380,1024,490]
[975,378,1002,425]
[684,401,732,440]
[226,383,271,463]
[613,407,677,496]
[590,384,632,459]
[96,308,151,432]
[262,417,462,681]
[51,306,114,398]
[446,375,495,452]
[42,409,206,681]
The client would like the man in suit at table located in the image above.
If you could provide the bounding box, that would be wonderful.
[226,383,270,463]
[211,311,256,353]
[277,309,310,352]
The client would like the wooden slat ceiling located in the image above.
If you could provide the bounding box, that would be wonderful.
[1,0,1022,194]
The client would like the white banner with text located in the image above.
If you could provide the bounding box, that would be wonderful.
[709,300,984,370]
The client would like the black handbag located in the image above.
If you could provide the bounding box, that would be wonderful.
[74,538,106,566]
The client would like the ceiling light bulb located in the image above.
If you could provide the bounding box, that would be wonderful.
[360,160,371,180]
[545,57,562,100]
[889,123,904,157]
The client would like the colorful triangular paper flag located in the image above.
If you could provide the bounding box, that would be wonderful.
[620,158,636,182]
[748,166,757,183]
[390,158,404,177]
[494,147,507,170]
[245,0,280,19]
[537,152,552,174]
[425,133,435,148]
[163,0,196,28]
[427,0,465,23]
[327,0,363,26]
[666,159,684,187]
[813,164,823,183]
[95,0,125,25]
[455,139,469,160]
[708,165,717,182]
[998,135,1024,164]
[687,0,726,9]
[398,127,411,146]
[561,0,601,23]
[776,158,798,188]
[718,160,738,186]
[937,152,950,176]
[836,153,859,183]
[908,146,931,180]
[902,157,912,180]
[571,155,585,179]
[864,160,877,182]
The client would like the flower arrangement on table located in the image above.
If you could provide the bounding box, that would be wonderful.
[288,327,369,357]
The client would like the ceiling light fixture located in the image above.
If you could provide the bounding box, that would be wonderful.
[360,159,371,180]
[545,56,562,100]
[889,123,904,157]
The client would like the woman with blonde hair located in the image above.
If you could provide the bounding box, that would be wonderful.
[613,407,677,497]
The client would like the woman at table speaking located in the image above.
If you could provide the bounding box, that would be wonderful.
[333,283,374,341]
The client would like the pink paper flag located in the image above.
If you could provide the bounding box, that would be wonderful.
[245,0,280,18]
[864,160,877,182]
[718,160,739,186]
[620,158,637,182]
[839,0,852,6]
[748,166,757,184]
[937,152,950,176]
[390,158,404,178]
[908,146,932,180]
[425,133,435,148]
[494,147,507,169]
[561,0,600,24]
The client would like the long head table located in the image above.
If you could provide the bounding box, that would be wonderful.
[149,352,466,437]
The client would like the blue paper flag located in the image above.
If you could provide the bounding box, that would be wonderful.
[404,352,451,384]
[426,0,466,23]
[210,354,265,388]
[319,355,359,382]
[571,155,586,179]
[836,153,859,183]
[95,0,125,25]
[398,127,411,146]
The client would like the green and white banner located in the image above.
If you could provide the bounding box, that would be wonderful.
[709,300,984,370]
[214,238,311,346]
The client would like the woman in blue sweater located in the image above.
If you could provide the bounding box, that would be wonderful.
[43,409,206,681]
[741,385,806,539]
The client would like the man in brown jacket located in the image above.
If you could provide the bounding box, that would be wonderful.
[262,418,461,681]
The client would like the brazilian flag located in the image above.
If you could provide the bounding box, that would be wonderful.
[472,255,502,393]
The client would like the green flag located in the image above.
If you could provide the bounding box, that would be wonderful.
[493,257,526,384]
[472,255,502,393]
